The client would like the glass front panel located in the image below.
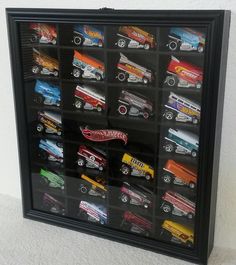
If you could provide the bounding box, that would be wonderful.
[19,22,206,249]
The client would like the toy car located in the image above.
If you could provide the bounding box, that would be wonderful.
[161,220,194,247]
[72,50,105,81]
[163,92,200,124]
[162,159,197,189]
[116,26,156,50]
[167,27,205,53]
[163,128,199,157]
[161,191,195,219]
[77,145,107,171]
[32,48,59,77]
[37,111,62,136]
[118,89,153,119]
[39,168,64,190]
[30,23,57,45]
[42,193,65,215]
[78,200,107,225]
[121,211,152,236]
[79,174,107,199]
[34,80,61,106]
[116,53,153,84]
[120,182,152,209]
[120,153,154,180]
[74,84,106,112]
[164,56,203,89]
[39,139,63,163]
[73,25,104,47]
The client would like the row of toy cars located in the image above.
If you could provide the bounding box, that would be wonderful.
[28,23,205,54]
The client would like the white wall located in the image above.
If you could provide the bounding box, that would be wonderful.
[0,0,235,251]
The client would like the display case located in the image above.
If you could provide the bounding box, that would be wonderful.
[7,8,230,265]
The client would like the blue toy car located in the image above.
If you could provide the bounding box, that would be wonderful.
[167,27,205,53]
[34,80,61,106]
[39,139,63,163]
[73,25,104,47]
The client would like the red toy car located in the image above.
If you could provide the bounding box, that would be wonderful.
[161,190,195,219]
[30,23,57,45]
[77,145,107,171]
[74,84,106,112]
[165,56,203,89]
[121,211,152,236]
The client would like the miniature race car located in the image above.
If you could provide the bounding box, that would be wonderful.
[161,191,195,219]
[43,193,65,215]
[121,211,152,236]
[116,26,156,50]
[164,56,203,89]
[32,48,59,77]
[77,145,107,171]
[167,27,205,53]
[30,23,57,45]
[118,89,153,119]
[72,50,105,81]
[78,200,107,225]
[37,111,62,135]
[74,84,106,112]
[163,128,199,158]
[39,168,64,190]
[34,80,61,106]
[162,160,197,189]
[120,153,154,180]
[79,174,107,199]
[163,92,200,124]
[39,139,63,163]
[116,53,153,84]
[120,182,152,209]
[161,220,194,248]
[73,25,104,47]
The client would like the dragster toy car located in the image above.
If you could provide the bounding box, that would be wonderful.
[37,111,62,135]
[34,80,61,106]
[74,84,106,112]
[30,23,57,44]
[116,53,153,84]
[39,139,63,163]
[73,25,104,47]
[116,26,156,50]
[72,50,105,80]
[118,89,153,119]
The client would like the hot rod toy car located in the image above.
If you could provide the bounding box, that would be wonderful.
[116,53,153,84]
[79,174,107,199]
[162,159,197,189]
[120,182,152,209]
[164,56,203,89]
[161,220,194,247]
[163,128,199,158]
[77,145,107,171]
[42,193,65,215]
[116,26,156,50]
[163,92,200,124]
[32,48,59,77]
[39,168,64,190]
[72,50,105,81]
[73,25,104,47]
[30,23,57,45]
[78,200,107,225]
[161,191,195,219]
[167,27,205,53]
[34,80,61,106]
[121,211,152,236]
[39,139,63,163]
[37,111,62,135]
[74,84,106,112]
[120,153,154,180]
[117,89,153,119]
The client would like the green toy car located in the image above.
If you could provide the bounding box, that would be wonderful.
[39,168,64,190]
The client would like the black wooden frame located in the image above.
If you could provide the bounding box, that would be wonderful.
[6,8,230,265]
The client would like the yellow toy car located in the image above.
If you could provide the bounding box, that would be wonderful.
[121,153,154,181]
